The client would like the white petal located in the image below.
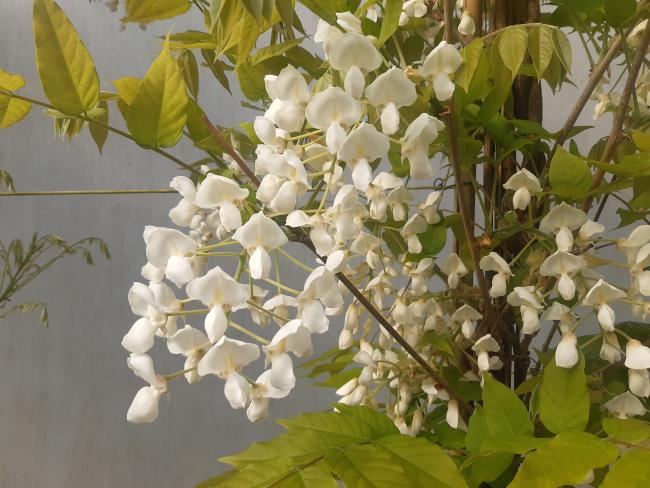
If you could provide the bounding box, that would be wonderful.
[122,318,157,353]
[512,187,531,210]
[127,353,159,386]
[625,339,650,369]
[432,72,455,101]
[165,256,195,287]
[270,353,296,391]
[326,122,347,155]
[219,200,243,231]
[344,65,366,98]
[224,372,250,409]
[380,103,401,135]
[205,305,228,343]
[250,246,271,280]
[351,158,372,191]
[127,386,162,424]
[247,398,270,422]
[555,333,579,368]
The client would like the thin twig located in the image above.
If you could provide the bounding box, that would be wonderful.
[201,115,261,186]
[552,35,623,150]
[2,92,202,177]
[0,189,174,197]
[582,20,650,213]
[443,0,496,325]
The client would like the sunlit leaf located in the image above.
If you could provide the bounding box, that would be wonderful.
[123,0,191,23]
[33,0,100,115]
[126,38,188,148]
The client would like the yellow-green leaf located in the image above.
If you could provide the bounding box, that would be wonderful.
[33,0,100,115]
[527,25,554,79]
[509,431,619,488]
[0,95,31,129]
[378,0,403,46]
[601,449,650,488]
[0,69,32,129]
[498,26,528,78]
[113,77,141,105]
[632,130,650,152]
[0,69,26,91]
[89,100,109,153]
[124,0,191,23]
[126,40,188,148]
[539,353,589,433]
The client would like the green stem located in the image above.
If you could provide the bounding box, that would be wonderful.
[4,92,202,176]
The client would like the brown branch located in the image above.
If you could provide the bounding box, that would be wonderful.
[443,0,496,324]
[553,35,623,149]
[582,20,650,213]
[201,116,261,186]
[202,116,466,406]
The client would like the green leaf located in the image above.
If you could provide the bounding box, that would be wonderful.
[378,0,403,46]
[481,435,551,454]
[325,443,411,488]
[33,0,100,115]
[603,417,650,443]
[200,456,335,488]
[222,408,384,467]
[376,435,468,488]
[405,221,448,261]
[482,374,534,437]
[298,0,338,25]
[0,69,31,129]
[632,130,650,152]
[455,39,484,94]
[250,38,304,65]
[539,353,589,433]
[509,431,619,488]
[601,449,650,488]
[605,0,636,27]
[462,453,513,488]
[591,152,650,177]
[497,26,528,78]
[88,100,108,153]
[632,176,650,210]
[126,38,188,148]
[552,29,572,73]
[179,50,200,99]
[124,0,191,23]
[549,146,592,199]
[333,404,399,438]
[527,25,554,78]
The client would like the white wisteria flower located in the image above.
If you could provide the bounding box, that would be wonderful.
[232,212,289,279]
[502,169,542,211]
[401,113,445,179]
[479,252,512,297]
[338,122,390,191]
[583,279,626,331]
[186,266,248,343]
[421,41,463,101]
[365,67,417,135]
[306,86,362,154]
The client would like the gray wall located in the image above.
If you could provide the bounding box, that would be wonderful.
[0,2,331,487]
[0,1,619,487]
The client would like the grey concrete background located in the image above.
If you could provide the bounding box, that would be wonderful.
[0,1,621,487]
